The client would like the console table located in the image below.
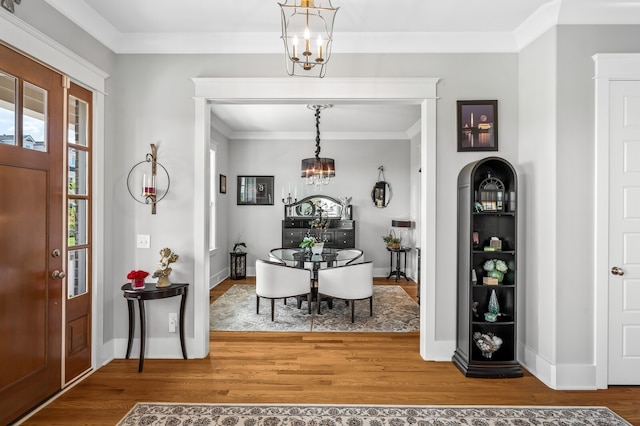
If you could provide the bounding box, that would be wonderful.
[121,282,188,372]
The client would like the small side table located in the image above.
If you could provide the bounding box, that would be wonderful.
[386,247,411,282]
[121,282,188,372]
[230,252,247,279]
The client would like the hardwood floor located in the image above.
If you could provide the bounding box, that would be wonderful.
[20,278,640,425]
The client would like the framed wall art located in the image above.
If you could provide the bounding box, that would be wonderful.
[219,174,227,194]
[457,100,498,152]
[237,175,274,205]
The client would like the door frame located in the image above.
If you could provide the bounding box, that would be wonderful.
[191,78,441,360]
[0,10,109,376]
[593,53,640,388]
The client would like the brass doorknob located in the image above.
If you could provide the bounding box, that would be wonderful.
[611,266,624,276]
[51,270,66,279]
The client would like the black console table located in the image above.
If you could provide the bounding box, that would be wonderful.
[121,282,188,372]
[386,247,411,282]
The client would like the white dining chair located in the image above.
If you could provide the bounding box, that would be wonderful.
[316,261,374,322]
[255,259,312,320]
[335,249,363,266]
[269,248,302,267]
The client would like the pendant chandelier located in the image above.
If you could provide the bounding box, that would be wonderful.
[301,105,334,190]
[279,0,338,78]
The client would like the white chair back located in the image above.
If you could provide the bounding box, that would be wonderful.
[317,261,373,300]
[256,259,310,299]
[269,248,301,267]
[335,249,364,266]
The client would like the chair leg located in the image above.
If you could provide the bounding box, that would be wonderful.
[369,296,373,316]
[351,300,355,323]
[307,293,311,315]
[317,294,322,315]
[270,299,275,321]
[256,295,260,314]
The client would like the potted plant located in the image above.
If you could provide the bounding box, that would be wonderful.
[382,230,402,249]
[233,241,247,252]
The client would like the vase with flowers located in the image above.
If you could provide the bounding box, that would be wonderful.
[127,270,149,290]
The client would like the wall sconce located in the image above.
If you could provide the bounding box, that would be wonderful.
[127,143,170,214]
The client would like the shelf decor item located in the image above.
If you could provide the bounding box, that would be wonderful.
[127,270,149,290]
[453,156,522,378]
[473,332,503,359]
[152,247,179,287]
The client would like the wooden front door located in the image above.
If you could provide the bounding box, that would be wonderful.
[608,80,640,384]
[0,43,65,424]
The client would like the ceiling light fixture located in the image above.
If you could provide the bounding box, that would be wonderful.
[301,105,334,190]
[279,0,338,78]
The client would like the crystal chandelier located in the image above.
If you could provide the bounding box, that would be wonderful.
[279,0,338,78]
[301,105,334,190]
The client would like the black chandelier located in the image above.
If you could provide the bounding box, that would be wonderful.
[301,105,334,190]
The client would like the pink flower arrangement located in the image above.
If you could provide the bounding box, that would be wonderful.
[127,270,149,280]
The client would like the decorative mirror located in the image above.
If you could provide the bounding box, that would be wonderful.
[285,195,351,220]
[372,166,392,208]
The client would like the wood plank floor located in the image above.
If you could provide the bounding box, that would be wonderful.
[20,278,640,425]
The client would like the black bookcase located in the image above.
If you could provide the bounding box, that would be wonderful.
[452,157,523,378]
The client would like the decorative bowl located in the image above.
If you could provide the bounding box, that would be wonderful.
[473,332,503,358]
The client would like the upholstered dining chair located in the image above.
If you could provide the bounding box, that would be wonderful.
[316,261,374,323]
[335,248,363,266]
[255,259,312,321]
[269,248,301,267]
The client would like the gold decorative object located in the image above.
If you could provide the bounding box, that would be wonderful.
[153,247,179,287]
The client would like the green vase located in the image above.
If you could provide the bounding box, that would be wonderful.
[488,289,500,315]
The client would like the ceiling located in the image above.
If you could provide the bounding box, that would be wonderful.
[42,0,640,138]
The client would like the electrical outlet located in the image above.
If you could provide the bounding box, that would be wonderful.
[169,313,177,333]
[136,234,150,248]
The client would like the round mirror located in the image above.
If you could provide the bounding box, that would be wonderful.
[372,181,392,208]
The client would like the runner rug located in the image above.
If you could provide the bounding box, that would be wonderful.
[210,284,420,332]
[117,403,631,425]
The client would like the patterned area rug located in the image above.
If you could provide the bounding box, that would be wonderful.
[210,284,420,332]
[117,403,632,425]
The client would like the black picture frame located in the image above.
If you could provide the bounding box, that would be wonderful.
[237,175,274,205]
[457,100,498,152]
[220,174,227,194]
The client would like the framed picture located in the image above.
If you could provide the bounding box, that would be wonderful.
[237,175,274,205]
[219,174,227,194]
[457,100,498,152]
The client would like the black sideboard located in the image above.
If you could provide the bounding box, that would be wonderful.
[281,195,355,249]
[282,218,355,249]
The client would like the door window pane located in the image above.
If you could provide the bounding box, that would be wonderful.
[68,199,87,246]
[0,72,16,146]
[68,147,88,195]
[68,95,88,147]
[68,248,88,298]
[23,82,47,151]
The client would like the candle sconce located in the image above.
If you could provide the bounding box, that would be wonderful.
[126,143,170,214]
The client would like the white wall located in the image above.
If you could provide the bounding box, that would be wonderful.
[518,28,559,386]
[11,2,640,389]
[225,136,412,278]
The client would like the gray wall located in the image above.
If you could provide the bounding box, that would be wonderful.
[7,0,640,388]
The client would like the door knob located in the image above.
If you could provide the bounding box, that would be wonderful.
[611,266,624,276]
[51,270,66,279]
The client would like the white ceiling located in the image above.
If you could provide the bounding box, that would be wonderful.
[42,0,640,137]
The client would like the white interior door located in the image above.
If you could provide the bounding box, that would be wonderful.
[608,80,640,384]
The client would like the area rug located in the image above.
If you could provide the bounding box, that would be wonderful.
[210,284,420,332]
[117,403,632,425]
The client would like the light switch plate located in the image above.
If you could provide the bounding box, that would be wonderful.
[136,234,150,248]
